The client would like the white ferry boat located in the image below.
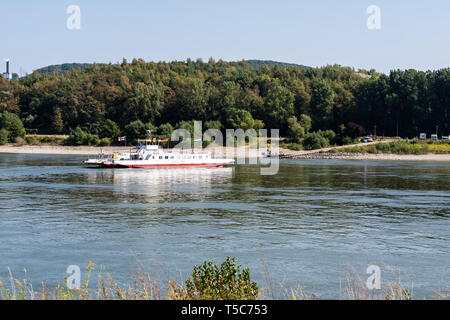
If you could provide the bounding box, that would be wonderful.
[83,139,234,168]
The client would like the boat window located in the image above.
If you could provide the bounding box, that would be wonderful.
[165,156,169,159]
[159,156,163,159]
[145,154,151,160]
[170,156,174,159]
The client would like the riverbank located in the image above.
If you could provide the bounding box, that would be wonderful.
[282,152,450,162]
[0,144,264,158]
[1,144,450,161]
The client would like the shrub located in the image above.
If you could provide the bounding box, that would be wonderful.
[0,111,26,142]
[124,120,148,145]
[0,129,9,145]
[40,136,52,143]
[181,257,259,300]
[86,133,100,146]
[67,127,88,145]
[286,116,305,143]
[302,132,330,150]
[288,143,303,151]
[99,120,120,140]
[333,134,353,146]
[67,127,99,146]
[345,122,366,138]
[319,130,336,143]
[99,137,111,146]
[25,136,40,145]
[14,137,26,146]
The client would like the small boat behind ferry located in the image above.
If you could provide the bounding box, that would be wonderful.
[83,139,234,168]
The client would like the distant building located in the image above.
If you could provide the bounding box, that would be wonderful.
[2,59,12,80]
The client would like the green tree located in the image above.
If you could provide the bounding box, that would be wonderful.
[299,114,312,134]
[0,128,9,145]
[99,119,121,140]
[52,107,64,133]
[303,131,330,150]
[310,79,334,129]
[157,123,174,138]
[286,116,305,142]
[226,108,263,131]
[262,80,295,130]
[0,111,26,142]
[124,120,148,144]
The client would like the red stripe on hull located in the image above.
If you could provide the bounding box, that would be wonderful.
[101,163,230,168]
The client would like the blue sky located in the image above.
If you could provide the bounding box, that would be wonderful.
[2,0,450,75]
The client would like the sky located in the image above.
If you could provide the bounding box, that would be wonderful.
[2,0,450,75]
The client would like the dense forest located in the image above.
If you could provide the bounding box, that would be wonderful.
[0,58,449,147]
[32,63,104,76]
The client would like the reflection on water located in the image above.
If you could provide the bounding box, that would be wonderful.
[0,154,449,298]
[88,167,233,187]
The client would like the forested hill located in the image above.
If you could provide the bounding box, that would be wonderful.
[33,63,104,76]
[32,60,308,76]
[244,60,309,70]
[1,58,449,144]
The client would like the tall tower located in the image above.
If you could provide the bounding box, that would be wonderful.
[3,59,12,80]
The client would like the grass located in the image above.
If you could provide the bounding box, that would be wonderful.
[23,134,68,146]
[0,259,448,300]
[330,139,450,155]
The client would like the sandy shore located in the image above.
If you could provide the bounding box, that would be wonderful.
[0,144,264,158]
[283,152,450,162]
[0,144,449,161]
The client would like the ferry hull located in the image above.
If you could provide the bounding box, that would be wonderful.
[100,162,232,168]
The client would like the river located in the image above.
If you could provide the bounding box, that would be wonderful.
[0,153,448,299]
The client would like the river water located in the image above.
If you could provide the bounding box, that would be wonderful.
[0,153,449,299]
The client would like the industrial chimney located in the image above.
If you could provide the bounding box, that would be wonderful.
[2,59,12,80]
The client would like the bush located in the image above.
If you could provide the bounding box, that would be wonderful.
[0,129,9,145]
[14,137,26,146]
[286,116,305,143]
[98,120,120,140]
[345,122,366,138]
[25,136,41,145]
[67,127,88,145]
[303,132,330,150]
[67,127,100,146]
[0,111,26,143]
[288,143,303,151]
[124,120,148,145]
[319,130,336,143]
[40,136,52,143]
[99,137,111,146]
[333,134,353,146]
[180,257,259,300]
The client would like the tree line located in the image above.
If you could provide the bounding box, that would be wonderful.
[0,58,448,147]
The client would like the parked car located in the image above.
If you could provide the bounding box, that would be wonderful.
[443,135,450,140]
[431,134,438,141]
[419,133,427,140]
[361,137,373,143]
